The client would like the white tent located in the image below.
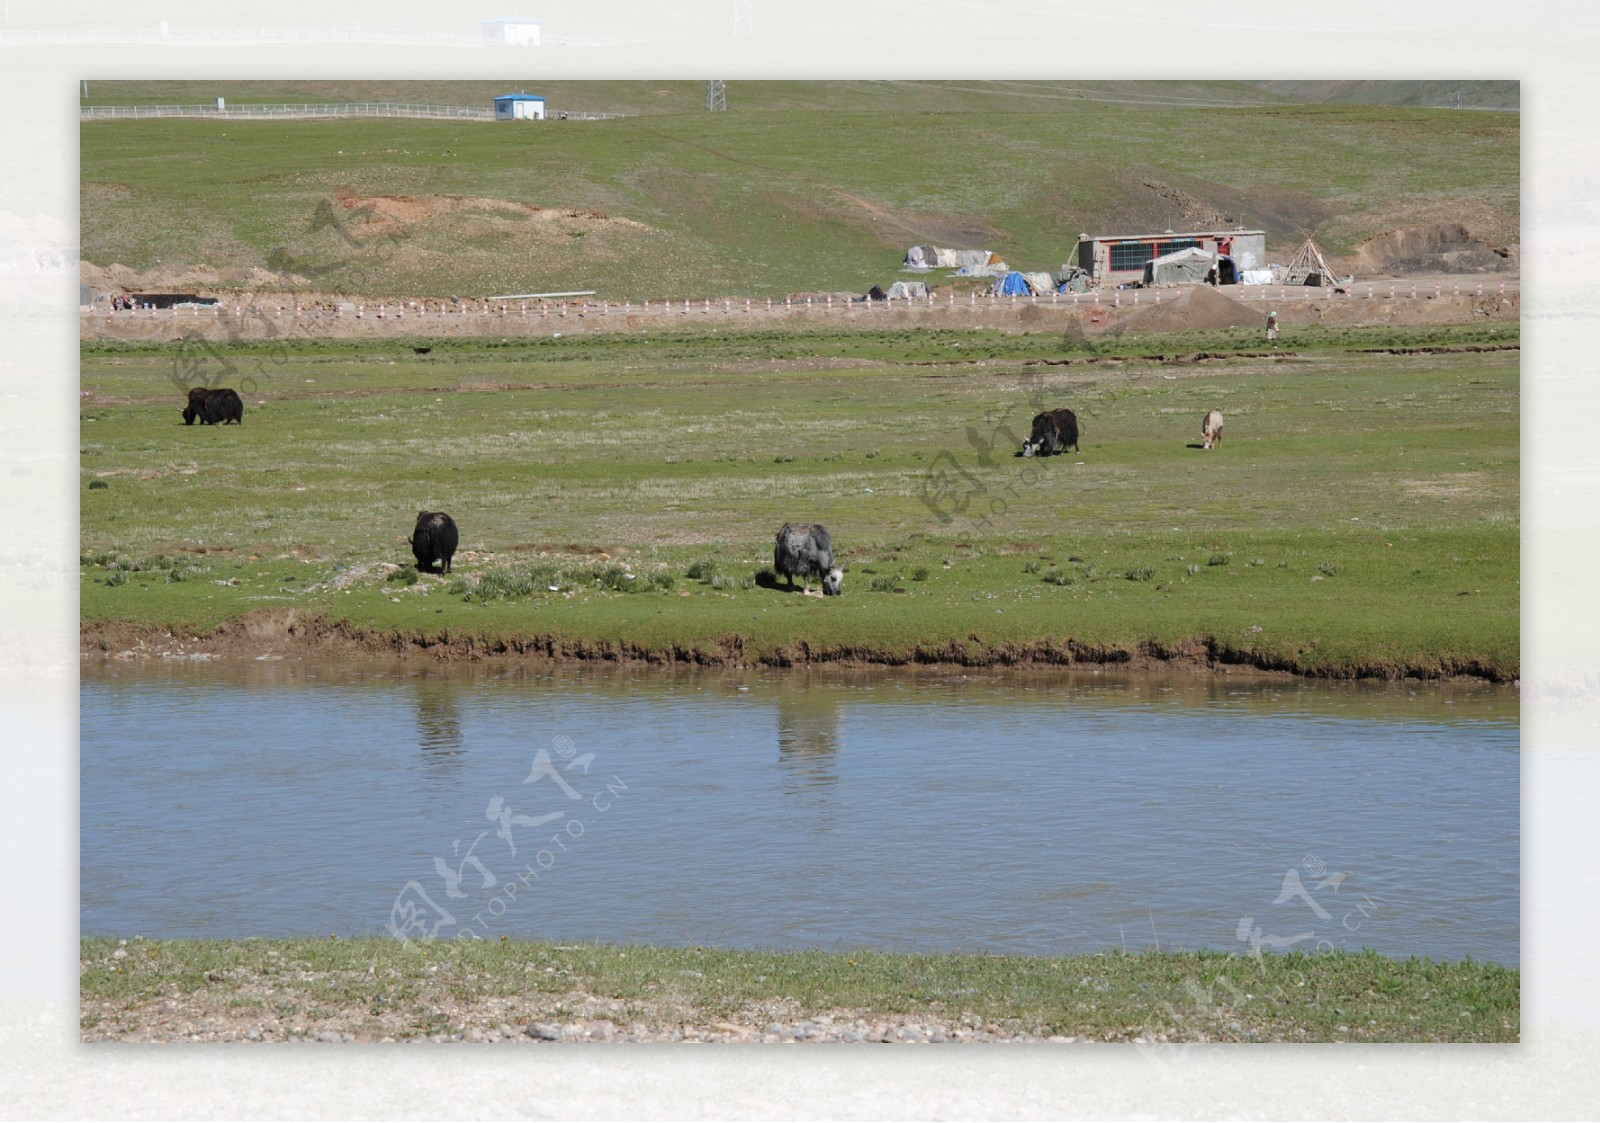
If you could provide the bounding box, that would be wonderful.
[886,281,930,300]
[1142,246,1217,286]
[904,246,1008,274]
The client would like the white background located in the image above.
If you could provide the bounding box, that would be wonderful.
[2,2,1594,1117]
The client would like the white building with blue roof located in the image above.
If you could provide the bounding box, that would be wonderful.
[494,93,547,120]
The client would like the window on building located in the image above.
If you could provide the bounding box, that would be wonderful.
[1109,241,1152,273]
[1108,237,1201,272]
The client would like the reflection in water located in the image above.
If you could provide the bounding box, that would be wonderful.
[774,674,841,798]
[414,680,464,778]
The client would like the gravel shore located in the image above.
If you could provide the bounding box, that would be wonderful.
[82,1017,1086,1046]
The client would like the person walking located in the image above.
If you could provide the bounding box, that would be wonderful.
[1266,309,1279,342]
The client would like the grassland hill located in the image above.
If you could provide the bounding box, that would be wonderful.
[80,81,1519,306]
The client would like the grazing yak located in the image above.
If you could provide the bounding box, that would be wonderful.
[410,511,459,574]
[1021,407,1080,457]
[181,386,244,426]
[774,522,843,596]
[1201,409,1224,450]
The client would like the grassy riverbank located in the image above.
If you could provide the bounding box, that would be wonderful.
[80,325,1518,678]
[78,937,1519,1044]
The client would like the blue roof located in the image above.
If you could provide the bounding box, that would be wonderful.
[494,93,546,102]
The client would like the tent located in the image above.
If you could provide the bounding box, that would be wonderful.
[885,281,929,300]
[1142,246,1218,286]
[935,248,999,270]
[1056,264,1091,293]
[1241,265,1286,285]
[904,246,1009,274]
[1019,271,1057,295]
[989,271,1033,297]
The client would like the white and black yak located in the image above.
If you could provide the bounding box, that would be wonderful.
[410,511,459,574]
[1201,409,1224,450]
[1021,407,1079,457]
[774,522,843,596]
[181,386,244,426]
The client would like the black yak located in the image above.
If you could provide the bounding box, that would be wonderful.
[1201,409,1224,450]
[410,511,459,574]
[774,523,843,596]
[180,386,244,426]
[1021,407,1079,457]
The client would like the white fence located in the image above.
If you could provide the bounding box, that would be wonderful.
[80,102,627,122]
[82,103,491,121]
[6,27,479,47]
[83,279,1518,322]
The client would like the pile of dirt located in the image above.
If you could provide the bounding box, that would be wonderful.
[328,188,648,238]
[1111,284,1263,334]
[81,191,663,300]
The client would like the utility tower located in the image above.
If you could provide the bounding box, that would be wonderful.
[732,0,752,37]
[706,80,727,112]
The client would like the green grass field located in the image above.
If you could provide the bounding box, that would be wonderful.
[80,324,1519,679]
[80,82,1518,301]
[79,936,1519,1043]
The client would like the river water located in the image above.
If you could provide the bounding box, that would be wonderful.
[80,660,1519,965]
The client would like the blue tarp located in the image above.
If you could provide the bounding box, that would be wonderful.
[990,272,1032,296]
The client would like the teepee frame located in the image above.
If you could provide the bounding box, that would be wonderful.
[1284,237,1344,285]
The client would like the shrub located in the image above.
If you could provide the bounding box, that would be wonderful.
[593,565,637,593]
[454,563,563,602]
[686,559,718,582]
[1125,566,1155,582]
[88,479,109,491]
[912,567,930,582]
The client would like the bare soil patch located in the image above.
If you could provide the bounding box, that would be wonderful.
[80,612,1506,682]
[1354,223,1516,275]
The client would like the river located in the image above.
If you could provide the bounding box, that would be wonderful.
[80,660,1519,964]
